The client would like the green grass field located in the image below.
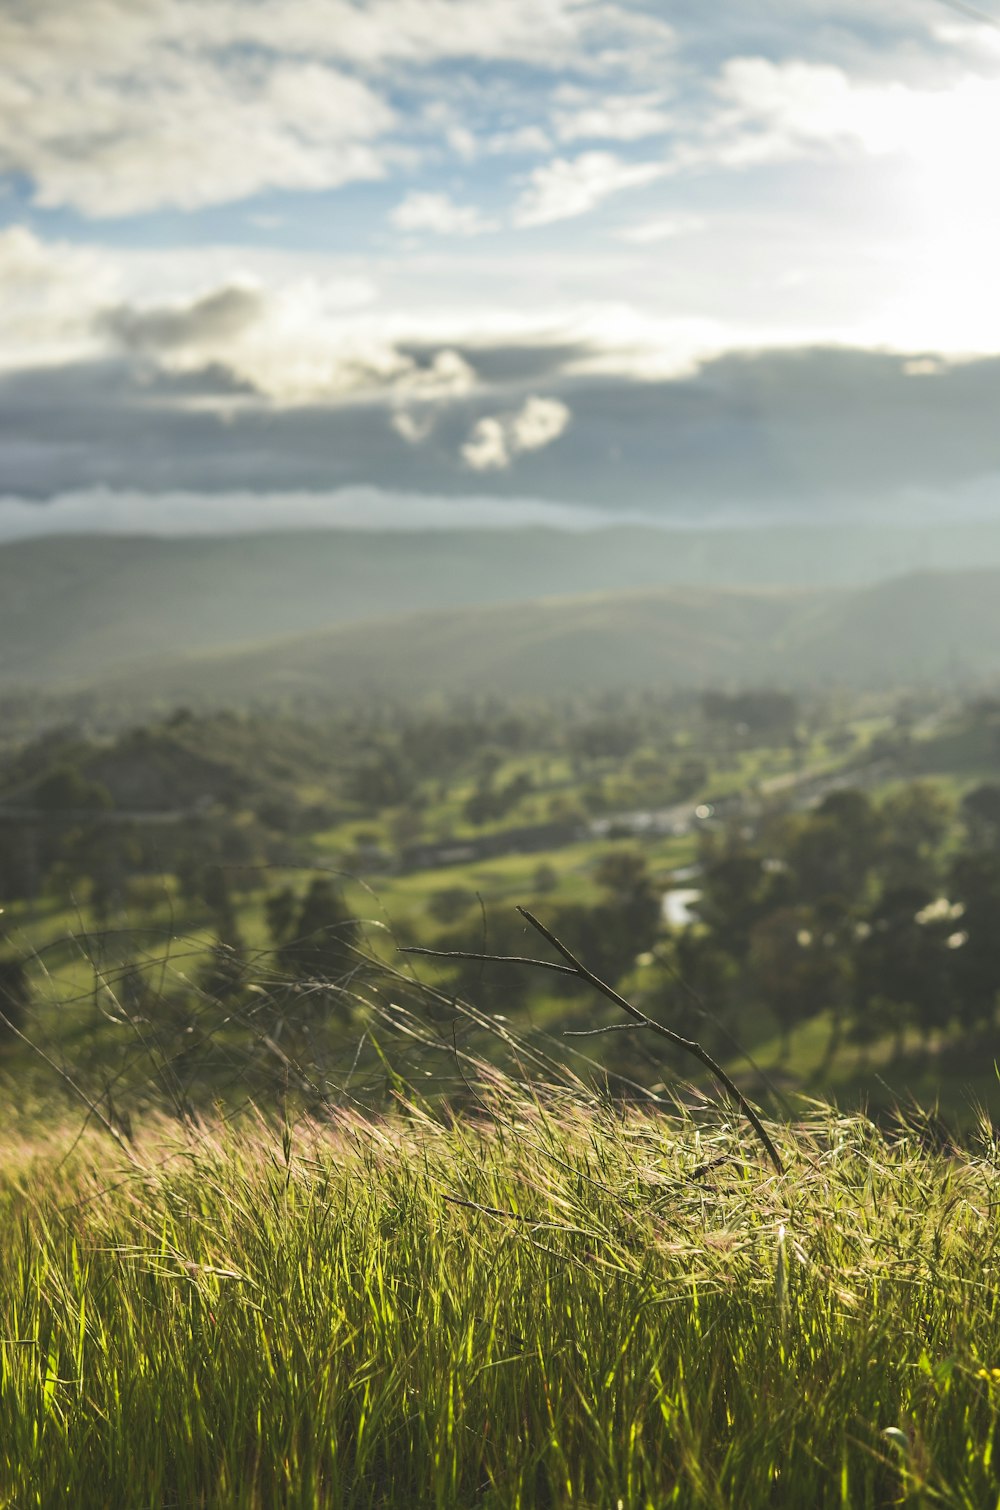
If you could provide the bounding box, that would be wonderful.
[4,696,1000,1505]
[4,1078,1000,1508]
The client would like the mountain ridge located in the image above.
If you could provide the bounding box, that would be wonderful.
[7,520,1000,692]
[41,567,1000,710]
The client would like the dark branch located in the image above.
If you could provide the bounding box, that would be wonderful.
[400,911,784,1175]
[515,908,783,1175]
[401,945,575,977]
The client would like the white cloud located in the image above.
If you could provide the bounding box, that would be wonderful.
[697,56,1000,173]
[0,46,395,216]
[460,417,510,470]
[154,303,472,407]
[0,225,119,369]
[616,212,706,243]
[0,229,468,406]
[182,0,666,69]
[462,394,570,469]
[391,191,497,236]
[1,224,719,410]
[93,272,430,405]
[391,410,437,444]
[514,151,665,226]
[487,125,553,156]
[554,92,673,143]
[394,348,477,398]
[0,0,675,216]
[447,124,479,161]
[511,394,572,450]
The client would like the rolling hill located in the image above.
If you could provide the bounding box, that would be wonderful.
[79,568,1000,709]
[6,519,1000,692]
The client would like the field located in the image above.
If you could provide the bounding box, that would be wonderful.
[6,685,1000,1120]
[4,1075,1000,1508]
[4,678,1000,1504]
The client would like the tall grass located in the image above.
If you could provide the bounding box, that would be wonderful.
[3,1085,1000,1508]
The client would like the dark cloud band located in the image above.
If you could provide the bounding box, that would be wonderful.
[3,345,1000,520]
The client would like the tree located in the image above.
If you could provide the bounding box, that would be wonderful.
[947,852,1000,1029]
[428,886,476,926]
[747,905,845,1060]
[81,828,134,924]
[648,929,740,1062]
[278,878,360,989]
[349,748,416,810]
[201,864,236,934]
[434,907,535,1015]
[702,689,798,746]
[0,956,30,1042]
[554,850,663,986]
[696,846,777,961]
[877,782,953,892]
[0,826,40,902]
[265,885,298,944]
[961,784,1000,851]
[568,717,640,763]
[785,790,882,906]
[852,885,951,1054]
[200,933,249,1005]
[595,849,661,932]
[33,764,112,813]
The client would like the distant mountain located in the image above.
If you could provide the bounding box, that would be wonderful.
[77,568,1000,709]
[6,521,1000,693]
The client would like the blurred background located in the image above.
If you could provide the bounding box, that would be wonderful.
[3,0,1000,1127]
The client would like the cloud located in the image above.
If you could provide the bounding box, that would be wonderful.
[99,285,266,351]
[390,191,496,236]
[0,484,610,541]
[0,224,119,370]
[183,0,672,70]
[486,125,553,156]
[391,410,437,444]
[0,0,675,216]
[553,91,673,143]
[692,55,1000,174]
[92,274,417,404]
[393,348,477,398]
[462,418,514,470]
[0,49,395,216]
[510,395,573,451]
[462,395,571,470]
[6,345,1000,517]
[514,151,665,226]
[616,213,706,243]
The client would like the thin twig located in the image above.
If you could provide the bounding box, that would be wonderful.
[516,907,784,1175]
[402,946,575,977]
[403,908,784,1176]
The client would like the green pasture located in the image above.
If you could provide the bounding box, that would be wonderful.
[4,1086,1000,1507]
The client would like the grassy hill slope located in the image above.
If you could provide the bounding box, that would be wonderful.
[92,585,815,704]
[4,1091,1000,1508]
[8,520,1000,690]
[83,567,1000,707]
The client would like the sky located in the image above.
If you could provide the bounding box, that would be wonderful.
[3,0,1000,536]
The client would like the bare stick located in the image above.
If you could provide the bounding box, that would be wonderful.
[402,945,575,977]
[517,908,783,1174]
[404,908,784,1175]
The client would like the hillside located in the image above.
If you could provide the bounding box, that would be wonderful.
[77,567,1000,708]
[7,519,1000,691]
[6,1096,1000,1510]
